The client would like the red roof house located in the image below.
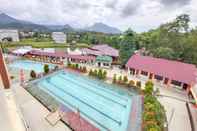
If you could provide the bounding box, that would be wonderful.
[28,50,96,61]
[126,53,197,86]
[81,44,119,57]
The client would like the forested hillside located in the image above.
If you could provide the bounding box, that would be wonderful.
[67,14,197,66]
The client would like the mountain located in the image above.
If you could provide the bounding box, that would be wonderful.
[85,22,121,34]
[0,13,48,31]
[0,13,121,34]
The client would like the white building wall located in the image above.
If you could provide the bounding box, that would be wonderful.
[0,29,19,42]
[52,32,66,44]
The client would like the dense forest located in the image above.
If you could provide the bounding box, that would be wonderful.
[67,14,197,66]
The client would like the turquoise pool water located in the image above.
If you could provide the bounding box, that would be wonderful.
[35,71,139,131]
[9,60,55,73]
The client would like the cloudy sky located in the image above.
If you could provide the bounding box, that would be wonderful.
[0,0,197,32]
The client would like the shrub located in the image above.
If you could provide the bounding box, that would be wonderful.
[128,80,135,87]
[67,62,71,67]
[82,66,87,73]
[113,74,117,83]
[70,64,74,68]
[30,70,36,78]
[98,69,103,79]
[118,75,122,84]
[144,124,160,131]
[93,69,98,76]
[123,76,128,84]
[143,95,166,131]
[136,81,141,88]
[10,76,15,79]
[143,112,156,122]
[144,81,154,95]
[103,70,107,79]
[75,64,79,69]
[89,69,93,76]
[44,64,49,74]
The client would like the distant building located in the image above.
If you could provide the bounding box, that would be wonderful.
[81,44,119,67]
[0,29,19,42]
[52,32,66,43]
[19,31,34,38]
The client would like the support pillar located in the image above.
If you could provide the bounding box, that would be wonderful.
[167,79,171,88]
[0,48,10,89]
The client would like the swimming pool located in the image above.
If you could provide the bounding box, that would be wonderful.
[9,60,55,73]
[33,70,141,131]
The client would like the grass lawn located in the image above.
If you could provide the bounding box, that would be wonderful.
[2,39,90,48]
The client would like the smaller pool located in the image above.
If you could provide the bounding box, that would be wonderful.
[9,60,55,73]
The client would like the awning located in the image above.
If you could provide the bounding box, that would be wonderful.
[96,55,112,63]
[12,48,32,55]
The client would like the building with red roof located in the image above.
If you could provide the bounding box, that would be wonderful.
[81,44,119,60]
[25,50,95,65]
[81,44,119,67]
[126,53,197,91]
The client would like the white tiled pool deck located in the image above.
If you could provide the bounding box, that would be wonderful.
[13,83,71,131]
[0,77,26,131]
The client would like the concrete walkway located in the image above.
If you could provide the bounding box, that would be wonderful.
[157,87,192,131]
[13,83,71,131]
[0,77,26,131]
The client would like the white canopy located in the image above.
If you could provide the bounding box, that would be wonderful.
[12,48,32,55]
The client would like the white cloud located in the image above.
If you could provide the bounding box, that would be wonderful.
[0,0,196,32]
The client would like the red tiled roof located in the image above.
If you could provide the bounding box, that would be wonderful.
[29,50,65,57]
[81,48,102,56]
[126,53,197,85]
[82,44,119,57]
[65,54,96,61]
[29,50,95,61]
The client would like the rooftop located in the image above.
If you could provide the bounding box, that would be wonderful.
[28,50,95,61]
[126,53,197,85]
[82,44,119,57]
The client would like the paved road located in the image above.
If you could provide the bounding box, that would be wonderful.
[157,87,192,131]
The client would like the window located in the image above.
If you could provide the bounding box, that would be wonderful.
[155,75,163,80]
[103,63,109,66]
[171,80,182,86]
[141,71,148,76]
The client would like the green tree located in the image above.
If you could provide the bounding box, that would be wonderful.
[123,76,128,84]
[44,64,49,74]
[144,81,154,95]
[120,29,138,65]
[118,75,122,84]
[152,47,175,59]
[89,69,93,76]
[98,69,103,79]
[103,70,107,79]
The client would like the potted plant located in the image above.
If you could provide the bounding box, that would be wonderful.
[30,70,36,79]
[113,74,117,83]
[44,64,49,74]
